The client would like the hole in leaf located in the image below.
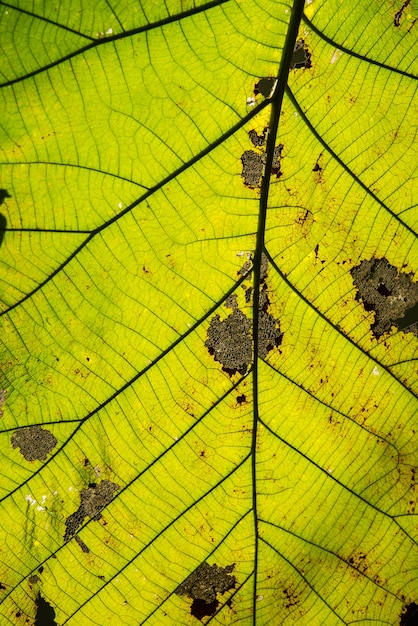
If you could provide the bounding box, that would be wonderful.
[254,77,275,98]
[290,39,312,69]
[240,150,265,189]
[400,601,418,625]
[35,594,57,626]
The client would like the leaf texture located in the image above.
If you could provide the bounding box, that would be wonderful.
[0,0,417,624]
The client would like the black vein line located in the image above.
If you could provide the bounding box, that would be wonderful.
[264,248,417,398]
[285,86,417,238]
[0,0,229,88]
[302,13,418,81]
[251,0,306,622]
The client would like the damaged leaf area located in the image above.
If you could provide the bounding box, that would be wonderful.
[206,255,282,374]
[11,426,57,461]
[290,38,312,69]
[176,562,236,620]
[241,130,283,188]
[351,257,418,337]
[64,480,120,542]
[0,390,6,417]
[205,294,253,375]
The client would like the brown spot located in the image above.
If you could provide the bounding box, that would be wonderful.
[248,128,268,147]
[0,582,6,590]
[236,394,247,405]
[75,535,90,553]
[64,480,120,542]
[11,426,57,462]
[290,39,312,69]
[205,295,252,376]
[176,562,236,621]
[258,255,283,358]
[29,575,40,585]
[271,144,283,178]
[241,150,265,189]
[394,0,411,26]
[351,257,418,337]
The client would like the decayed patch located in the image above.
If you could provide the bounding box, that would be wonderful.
[290,38,312,69]
[205,294,252,376]
[11,426,57,461]
[176,562,236,620]
[254,77,275,98]
[258,254,283,357]
[240,150,265,189]
[248,128,268,147]
[64,480,120,542]
[351,258,418,337]
[271,144,284,178]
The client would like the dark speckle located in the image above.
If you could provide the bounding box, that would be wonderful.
[394,0,411,27]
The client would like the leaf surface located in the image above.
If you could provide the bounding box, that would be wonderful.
[0,0,417,624]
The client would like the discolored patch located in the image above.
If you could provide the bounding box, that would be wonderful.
[176,562,236,620]
[400,601,418,625]
[290,38,312,69]
[248,128,268,147]
[0,389,6,418]
[351,258,418,337]
[29,575,40,585]
[205,295,252,376]
[35,594,57,626]
[241,150,265,189]
[271,144,283,178]
[64,479,120,542]
[258,254,283,357]
[11,426,57,462]
[0,189,11,205]
[75,535,90,553]
[254,77,275,98]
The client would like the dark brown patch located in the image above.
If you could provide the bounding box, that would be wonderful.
[248,128,268,147]
[176,562,236,620]
[0,389,6,418]
[290,39,312,69]
[35,594,56,626]
[0,189,11,205]
[29,575,40,585]
[400,601,418,625]
[351,258,418,337]
[0,582,6,590]
[236,394,247,405]
[64,479,120,542]
[394,0,411,26]
[258,254,283,357]
[205,295,252,376]
[254,78,275,98]
[271,144,283,178]
[241,150,265,188]
[11,426,57,461]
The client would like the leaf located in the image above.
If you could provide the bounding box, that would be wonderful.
[0,0,417,624]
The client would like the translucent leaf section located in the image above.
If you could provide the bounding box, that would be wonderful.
[0,0,417,625]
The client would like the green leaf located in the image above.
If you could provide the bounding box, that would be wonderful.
[1,0,417,624]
